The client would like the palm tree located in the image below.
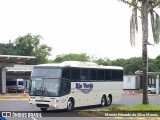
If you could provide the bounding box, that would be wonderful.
[119,0,160,104]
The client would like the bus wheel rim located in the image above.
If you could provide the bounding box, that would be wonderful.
[107,97,111,105]
[67,100,72,110]
[101,97,106,106]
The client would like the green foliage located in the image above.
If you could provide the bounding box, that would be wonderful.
[148,58,160,72]
[33,44,52,64]
[53,53,90,63]
[94,58,112,66]
[111,58,126,66]
[13,33,52,64]
[0,41,15,55]
[119,104,160,111]
[155,55,160,70]
[0,33,52,64]
[107,104,120,111]
[94,57,160,75]
[123,57,142,75]
[102,104,160,111]
[13,34,40,56]
[97,57,142,75]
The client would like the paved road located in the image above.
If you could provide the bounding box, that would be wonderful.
[0,100,105,120]
[119,94,160,106]
[1,95,160,120]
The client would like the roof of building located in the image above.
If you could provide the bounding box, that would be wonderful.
[6,65,35,74]
[0,55,35,67]
[135,70,160,76]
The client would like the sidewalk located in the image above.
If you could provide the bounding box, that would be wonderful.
[123,89,160,96]
[123,89,143,95]
[0,93,29,99]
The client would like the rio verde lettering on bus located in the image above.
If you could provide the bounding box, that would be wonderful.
[75,83,93,89]
[75,83,93,94]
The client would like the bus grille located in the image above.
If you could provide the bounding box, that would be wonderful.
[36,104,49,108]
[35,100,50,102]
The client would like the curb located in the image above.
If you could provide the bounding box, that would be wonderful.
[78,111,99,117]
[122,92,160,96]
[0,96,29,99]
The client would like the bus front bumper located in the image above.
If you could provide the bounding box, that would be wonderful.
[29,97,65,110]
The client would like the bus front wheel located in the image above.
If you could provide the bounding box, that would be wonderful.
[66,98,74,112]
[40,108,47,111]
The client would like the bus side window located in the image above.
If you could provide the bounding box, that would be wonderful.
[118,70,123,81]
[61,81,71,95]
[97,69,104,80]
[71,68,80,81]
[80,69,88,80]
[112,70,119,81]
[105,69,111,80]
[89,69,97,80]
[62,68,70,80]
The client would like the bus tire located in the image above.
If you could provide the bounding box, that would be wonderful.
[106,95,112,106]
[101,95,107,107]
[40,108,47,111]
[66,98,74,112]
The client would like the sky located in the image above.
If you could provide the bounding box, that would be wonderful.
[0,0,160,60]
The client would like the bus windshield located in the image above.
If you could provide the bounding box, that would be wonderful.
[31,67,62,78]
[30,78,61,97]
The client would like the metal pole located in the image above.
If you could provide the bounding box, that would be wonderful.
[156,75,159,94]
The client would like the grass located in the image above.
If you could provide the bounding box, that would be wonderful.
[102,104,160,111]
[119,104,160,111]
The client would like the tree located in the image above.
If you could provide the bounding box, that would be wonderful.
[13,33,40,56]
[53,53,90,63]
[95,58,112,66]
[33,44,52,64]
[119,0,160,104]
[0,41,14,55]
[13,33,52,64]
[155,55,160,70]
[112,57,142,75]
[148,58,160,72]
[111,58,126,66]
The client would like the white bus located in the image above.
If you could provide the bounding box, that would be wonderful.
[29,61,123,111]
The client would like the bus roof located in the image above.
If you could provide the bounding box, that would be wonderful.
[34,61,123,70]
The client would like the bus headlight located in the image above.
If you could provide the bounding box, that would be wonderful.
[29,98,33,101]
[54,100,59,103]
[50,98,59,103]
[29,97,35,101]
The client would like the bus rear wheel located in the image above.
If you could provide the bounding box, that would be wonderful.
[66,98,74,112]
[106,95,112,106]
[101,96,107,107]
